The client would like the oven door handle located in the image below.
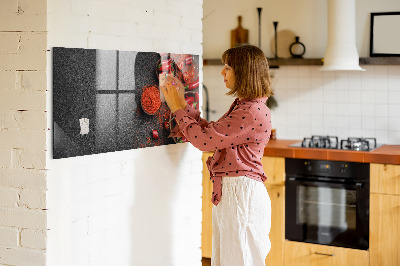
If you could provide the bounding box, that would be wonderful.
[287,177,364,189]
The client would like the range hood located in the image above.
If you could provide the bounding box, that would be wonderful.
[320,0,365,71]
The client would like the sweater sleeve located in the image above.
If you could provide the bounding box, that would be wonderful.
[172,106,256,152]
[169,104,210,138]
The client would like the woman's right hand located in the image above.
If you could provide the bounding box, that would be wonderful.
[168,75,187,107]
[161,75,187,113]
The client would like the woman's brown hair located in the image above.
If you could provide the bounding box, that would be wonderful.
[221,44,273,99]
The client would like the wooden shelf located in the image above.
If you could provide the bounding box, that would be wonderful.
[268,58,323,67]
[359,57,400,65]
[203,57,400,67]
[203,58,323,67]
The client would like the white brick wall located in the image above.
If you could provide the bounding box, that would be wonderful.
[21,229,47,250]
[0,0,48,265]
[46,1,203,266]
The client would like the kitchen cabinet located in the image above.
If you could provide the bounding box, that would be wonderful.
[370,163,400,266]
[370,163,400,195]
[261,156,285,186]
[201,154,286,265]
[202,152,213,258]
[261,156,285,266]
[264,184,284,265]
[284,241,369,266]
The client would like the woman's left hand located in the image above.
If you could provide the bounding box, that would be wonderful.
[161,75,187,113]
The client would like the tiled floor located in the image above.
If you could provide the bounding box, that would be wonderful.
[202,257,211,266]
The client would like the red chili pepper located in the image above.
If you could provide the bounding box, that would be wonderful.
[164,121,169,130]
[159,64,171,72]
[185,96,195,105]
[194,92,199,103]
[185,55,193,65]
[152,129,159,139]
[185,79,199,90]
[177,61,184,70]
[159,59,172,72]
[181,137,188,142]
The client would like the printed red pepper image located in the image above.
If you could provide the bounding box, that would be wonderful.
[164,121,170,130]
[152,129,159,139]
[177,61,184,70]
[185,79,199,90]
[185,55,193,65]
[185,96,195,105]
[159,58,172,72]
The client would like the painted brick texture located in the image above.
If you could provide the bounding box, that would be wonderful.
[0,0,48,265]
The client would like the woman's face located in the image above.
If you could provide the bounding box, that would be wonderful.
[220,64,235,89]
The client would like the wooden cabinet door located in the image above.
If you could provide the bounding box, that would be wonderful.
[262,156,285,186]
[264,184,284,266]
[370,163,400,195]
[202,152,213,258]
[370,193,400,266]
[284,241,369,266]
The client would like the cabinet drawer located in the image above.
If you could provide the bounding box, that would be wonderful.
[284,241,369,266]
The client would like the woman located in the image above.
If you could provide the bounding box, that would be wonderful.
[161,44,273,266]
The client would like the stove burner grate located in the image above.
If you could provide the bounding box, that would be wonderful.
[298,136,378,151]
[340,137,377,151]
[301,135,339,149]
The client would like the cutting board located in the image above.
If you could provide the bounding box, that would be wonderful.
[231,16,249,48]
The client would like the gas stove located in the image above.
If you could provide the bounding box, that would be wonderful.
[289,135,381,151]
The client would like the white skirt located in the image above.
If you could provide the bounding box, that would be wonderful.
[212,176,271,266]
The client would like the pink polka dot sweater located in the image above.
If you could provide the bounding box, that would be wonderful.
[170,97,272,206]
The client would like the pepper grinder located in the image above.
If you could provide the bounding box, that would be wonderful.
[273,21,279,58]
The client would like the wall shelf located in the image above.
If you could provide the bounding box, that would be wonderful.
[359,57,400,65]
[203,58,323,67]
[268,58,323,67]
[203,57,400,67]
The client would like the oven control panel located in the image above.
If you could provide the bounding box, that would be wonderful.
[286,158,369,180]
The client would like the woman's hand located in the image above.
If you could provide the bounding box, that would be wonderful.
[161,75,187,113]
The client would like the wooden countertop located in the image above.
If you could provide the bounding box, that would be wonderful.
[263,139,400,165]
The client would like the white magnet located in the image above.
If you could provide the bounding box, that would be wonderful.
[79,118,90,135]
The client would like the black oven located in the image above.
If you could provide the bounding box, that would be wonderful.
[285,158,369,250]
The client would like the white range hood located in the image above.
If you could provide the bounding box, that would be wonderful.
[320,0,365,71]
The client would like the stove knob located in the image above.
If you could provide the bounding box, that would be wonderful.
[340,164,347,174]
[305,162,312,171]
